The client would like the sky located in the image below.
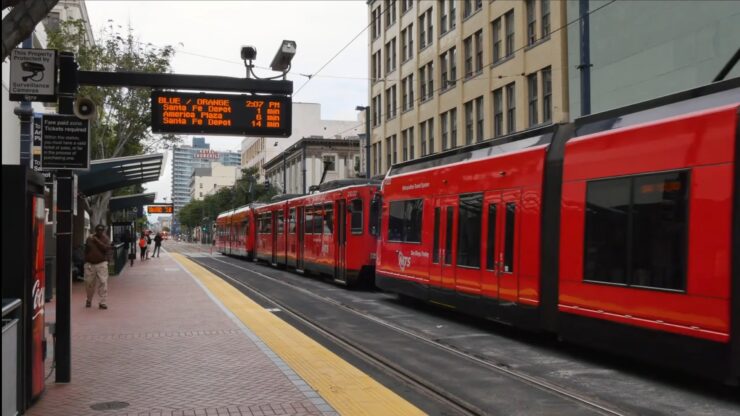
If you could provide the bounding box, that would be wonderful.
[84,1,369,211]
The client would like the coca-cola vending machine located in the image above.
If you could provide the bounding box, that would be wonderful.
[2,165,47,411]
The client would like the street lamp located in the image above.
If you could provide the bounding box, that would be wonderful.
[355,105,371,179]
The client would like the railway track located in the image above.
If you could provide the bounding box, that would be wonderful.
[170,245,626,416]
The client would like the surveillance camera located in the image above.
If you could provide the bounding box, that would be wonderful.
[241,45,257,61]
[270,40,297,72]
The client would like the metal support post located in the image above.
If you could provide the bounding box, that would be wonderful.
[578,0,592,116]
[54,51,78,383]
[364,107,371,179]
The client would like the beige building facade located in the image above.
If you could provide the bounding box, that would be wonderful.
[367,0,569,176]
[189,162,242,201]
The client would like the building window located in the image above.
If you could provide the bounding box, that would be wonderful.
[474,30,483,74]
[440,47,457,90]
[425,118,434,154]
[387,199,424,243]
[419,61,434,101]
[526,0,537,46]
[199,183,203,188]
[541,0,551,39]
[493,88,503,137]
[385,37,397,73]
[464,36,473,78]
[441,111,448,150]
[439,0,448,34]
[584,171,688,291]
[392,134,398,164]
[371,50,382,82]
[542,66,552,123]
[372,7,382,39]
[464,100,474,145]
[401,0,413,14]
[402,74,415,111]
[506,82,516,133]
[457,193,483,268]
[475,96,484,142]
[450,108,458,148]
[420,120,427,156]
[528,73,538,127]
[505,10,515,57]
[385,85,397,120]
[419,8,433,50]
[372,94,382,126]
[492,18,502,64]
[385,0,397,29]
[386,136,392,168]
[322,155,336,171]
[401,24,414,62]
[402,127,414,161]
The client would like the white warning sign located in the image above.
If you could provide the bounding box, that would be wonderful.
[9,48,57,102]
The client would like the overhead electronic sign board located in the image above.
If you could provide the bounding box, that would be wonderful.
[147,205,173,214]
[151,91,291,137]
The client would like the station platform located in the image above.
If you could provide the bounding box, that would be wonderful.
[29,246,422,416]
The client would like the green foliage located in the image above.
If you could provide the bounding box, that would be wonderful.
[161,226,170,232]
[46,19,181,162]
[178,167,279,228]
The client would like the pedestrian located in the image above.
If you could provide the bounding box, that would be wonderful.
[138,233,148,260]
[153,232,163,257]
[84,224,113,310]
[146,232,152,259]
[122,229,135,267]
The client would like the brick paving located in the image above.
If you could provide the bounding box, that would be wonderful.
[28,247,326,416]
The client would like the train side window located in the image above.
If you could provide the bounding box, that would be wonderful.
[388,199,424,243]
[305,209,314,234]
[444,207,454,265]
[432,207,440,264]
[288,208,296,234]
[486,204,496,270]
[350,199,363,234]
[584,171,688,290]
[277,214,284,234]
[324,203,333,234]
[503,203,515,273]
[313,205,324,234]
[245,218,250,235]
[457,193,483,268]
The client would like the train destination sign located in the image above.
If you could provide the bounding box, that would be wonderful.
[147,205,173,214]
[150,91,291,137]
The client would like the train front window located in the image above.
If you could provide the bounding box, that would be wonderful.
[584,171,688,291]
[457,193,483,268]
[351,199,363,234]
[370,194,381,236]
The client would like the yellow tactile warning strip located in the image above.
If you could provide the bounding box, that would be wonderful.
[171,253,425,416]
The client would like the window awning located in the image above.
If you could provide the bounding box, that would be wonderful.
[77,153,166,195]
[109,193,156,212]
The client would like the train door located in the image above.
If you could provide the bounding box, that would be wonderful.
[431,196,457,290]
[495,189,521,302]
[271,211,278,265]
[297,206,305,270]
[481,192,504,299]
[335,199,347,282]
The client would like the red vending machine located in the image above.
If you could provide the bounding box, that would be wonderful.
[2,166,47,411]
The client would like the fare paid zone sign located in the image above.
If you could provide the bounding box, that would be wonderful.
[41,115,90,170]
[151,91,292,137]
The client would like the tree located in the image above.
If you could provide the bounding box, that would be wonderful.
[1,0,59,61]
[161,226,170,232]
[47,19,180,226]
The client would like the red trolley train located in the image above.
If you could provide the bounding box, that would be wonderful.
[375,79,740,382]
[215,204,259,258]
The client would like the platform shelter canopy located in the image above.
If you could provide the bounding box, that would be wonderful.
[77,153,166,196]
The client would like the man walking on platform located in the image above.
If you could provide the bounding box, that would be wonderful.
[84,224,113,310]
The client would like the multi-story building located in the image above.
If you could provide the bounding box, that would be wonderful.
[189,162,242,201]
[171,137,241,215]
[241,102,362,178]
[264,137,362,195]
[566,0,740,117]
[366,0,569,176]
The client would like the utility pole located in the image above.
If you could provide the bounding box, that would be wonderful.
[578,0,592,116]
[356,106,371,178]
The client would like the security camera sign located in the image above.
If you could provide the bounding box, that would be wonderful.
[9,48,57,102]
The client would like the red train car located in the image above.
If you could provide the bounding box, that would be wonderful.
[234,180,381,286]
[215,204,259,258]
[375,79,740,382]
